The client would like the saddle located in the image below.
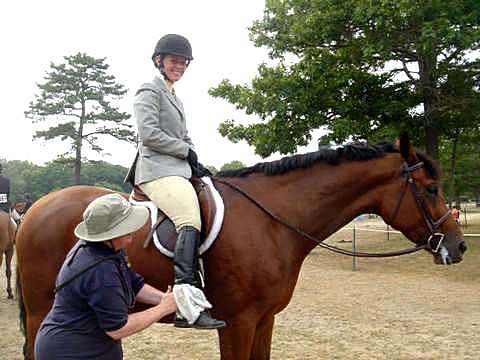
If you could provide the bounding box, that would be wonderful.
[129,177,224,258]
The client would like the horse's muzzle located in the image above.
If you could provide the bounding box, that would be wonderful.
[433,238,466,265]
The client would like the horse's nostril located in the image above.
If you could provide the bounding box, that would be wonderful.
[459,241,467,254]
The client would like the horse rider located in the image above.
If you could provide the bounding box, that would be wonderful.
[0,164,11,214]
[125,34,225,329]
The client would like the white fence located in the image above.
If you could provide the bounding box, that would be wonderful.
[335,222,478,271]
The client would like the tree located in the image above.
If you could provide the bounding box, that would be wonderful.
[209,0,480,159]
[26,53,135,184]
[440,127,480,203]
[220,160,246,172]
[3,160,41,204]
[4,159,131,203]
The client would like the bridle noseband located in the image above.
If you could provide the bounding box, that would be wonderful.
[390,161,451,254]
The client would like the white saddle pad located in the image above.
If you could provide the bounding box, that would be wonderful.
[129,177,225,257]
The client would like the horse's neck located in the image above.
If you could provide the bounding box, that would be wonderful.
[241,156,399,255]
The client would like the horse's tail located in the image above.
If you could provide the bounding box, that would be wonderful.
[16,265,29,359]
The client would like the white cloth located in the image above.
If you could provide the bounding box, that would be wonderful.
[173,284,212,324]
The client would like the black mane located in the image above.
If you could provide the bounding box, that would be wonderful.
[217,142,398,177]
[216,141,440,180]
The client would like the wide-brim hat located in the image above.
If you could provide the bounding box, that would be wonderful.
[74,193,149,242]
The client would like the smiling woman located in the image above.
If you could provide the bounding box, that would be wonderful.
[125,33,226,330]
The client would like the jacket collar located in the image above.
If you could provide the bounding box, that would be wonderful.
[152,76,184,118]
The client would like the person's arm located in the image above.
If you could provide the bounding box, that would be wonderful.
[135,283,168,305]
[106,290,176,340]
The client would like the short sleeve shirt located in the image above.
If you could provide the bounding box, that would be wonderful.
[34,241,144,360]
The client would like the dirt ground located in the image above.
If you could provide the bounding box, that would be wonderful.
[1,212,479,360]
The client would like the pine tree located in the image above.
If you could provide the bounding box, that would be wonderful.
[26,53,134,184]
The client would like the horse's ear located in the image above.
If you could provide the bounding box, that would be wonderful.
[399,133,418,164]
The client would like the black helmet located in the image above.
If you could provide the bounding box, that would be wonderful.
[152,34,193,61]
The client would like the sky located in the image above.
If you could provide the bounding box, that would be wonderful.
[0,0,320,170]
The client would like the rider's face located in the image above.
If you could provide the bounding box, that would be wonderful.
[162,54,188,82]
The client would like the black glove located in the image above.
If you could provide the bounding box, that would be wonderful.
[186,149,199,169]
[193,163,213,177]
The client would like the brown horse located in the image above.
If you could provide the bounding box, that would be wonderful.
[16,136,466,360]
[0,210,16,299]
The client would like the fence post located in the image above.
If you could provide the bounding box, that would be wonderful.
[352,224,357,271]
[387,224,390,241]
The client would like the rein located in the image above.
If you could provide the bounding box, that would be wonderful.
[214,161,449,258]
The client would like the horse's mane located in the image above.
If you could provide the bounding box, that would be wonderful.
[216,141,439,179]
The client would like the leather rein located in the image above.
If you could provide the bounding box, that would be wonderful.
[214,161,451,258]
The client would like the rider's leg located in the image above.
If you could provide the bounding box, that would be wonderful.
[140,176,225,329]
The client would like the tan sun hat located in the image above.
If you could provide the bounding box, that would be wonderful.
[74,193,149,242]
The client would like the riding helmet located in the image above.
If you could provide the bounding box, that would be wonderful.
[152,34,193,62]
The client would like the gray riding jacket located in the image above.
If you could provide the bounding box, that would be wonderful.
[126,76,194,185]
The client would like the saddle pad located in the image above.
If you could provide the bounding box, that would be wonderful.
[129,177,224,258]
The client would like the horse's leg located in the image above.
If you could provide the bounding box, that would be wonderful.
[5,242,14,299]
[250,314,275,360]
[218,315,257,360]
[21,281,53,360]
[0,250,3,298]
[18,261,58,359]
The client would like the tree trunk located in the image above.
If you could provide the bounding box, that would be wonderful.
[74,146,82,185]
[447,129,459,207]
[74,99,86,185]
[418,49,439,159]
[424,124,439,160]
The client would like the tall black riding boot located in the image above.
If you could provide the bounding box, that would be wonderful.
[173,226,226,329]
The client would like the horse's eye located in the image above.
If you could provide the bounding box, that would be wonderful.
[427,185,438,195]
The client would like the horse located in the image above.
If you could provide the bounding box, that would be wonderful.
[16,135,466,360]
[0,210,16,299]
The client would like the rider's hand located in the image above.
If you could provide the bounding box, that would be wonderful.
[193,163,213,177]
[186,149,199,169]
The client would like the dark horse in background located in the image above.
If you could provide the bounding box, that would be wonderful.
[16,135,466,359]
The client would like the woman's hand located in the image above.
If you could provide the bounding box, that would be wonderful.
[160,287,177,314]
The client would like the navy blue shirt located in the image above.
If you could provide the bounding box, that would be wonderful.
[35,241,144,360]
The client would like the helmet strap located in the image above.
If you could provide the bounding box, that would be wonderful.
[153,55,172,81]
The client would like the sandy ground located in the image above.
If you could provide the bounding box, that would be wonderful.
[1,214,479,360]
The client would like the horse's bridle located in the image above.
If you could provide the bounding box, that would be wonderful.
[214,160,452,258]
[390,161,451,254]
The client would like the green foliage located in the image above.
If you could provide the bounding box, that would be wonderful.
[210,0,480,159]
[440,128,480,201]
[3,159,130,203]
[220,160,246,172]
[2,160,40,203]
[25,53,134,184]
